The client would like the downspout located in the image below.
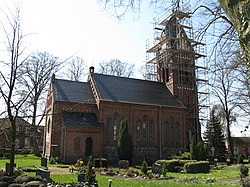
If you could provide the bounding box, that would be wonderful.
[63,125,67,163]
[159,106,162,159]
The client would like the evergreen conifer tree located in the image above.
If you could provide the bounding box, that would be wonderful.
[117,118,133,163]
[190,136,198,160]
[190,136,208,160]
[204,106,227,158]
[141,159,148,175]
[85,155,98,186]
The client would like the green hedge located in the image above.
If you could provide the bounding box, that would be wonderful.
[156,159,196,172]
[184,161,210,173]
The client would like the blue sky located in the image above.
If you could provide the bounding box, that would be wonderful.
[0,0,248,136]
[0,0,161,79]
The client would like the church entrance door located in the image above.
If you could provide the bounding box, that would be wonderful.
[85,137,93,157]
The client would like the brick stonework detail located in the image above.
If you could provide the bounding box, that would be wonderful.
[43,72,199,164]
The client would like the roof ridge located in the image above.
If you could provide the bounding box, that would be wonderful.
[54,78,88,84]
[93,73,164,84]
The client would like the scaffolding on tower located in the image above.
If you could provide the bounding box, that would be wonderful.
[145,0,209,140]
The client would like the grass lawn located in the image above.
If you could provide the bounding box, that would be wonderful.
[0,154,41,168]
[0,155,245,186]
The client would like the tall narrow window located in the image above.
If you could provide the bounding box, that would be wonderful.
[169,117,175,145]
[162,68,166,82]
[143,115,148,144]
[47,118,50,134]
[165,121,169,145]
[166,67,169,82]
[74,137,80,152]
[113,113,118,141]
[136,120,141,144]
[149,120,154,144]
[106,118,112,143]
[176,122,180,145]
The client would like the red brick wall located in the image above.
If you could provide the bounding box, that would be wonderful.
[62,126,103,163]
[46,90,188,163]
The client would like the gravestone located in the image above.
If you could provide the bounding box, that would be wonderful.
[36,169,50,179]
[41,157,47,167]
[78,174,85,182]
[118,160,129,169]
[152,163,162,174]
[5,163,16,175]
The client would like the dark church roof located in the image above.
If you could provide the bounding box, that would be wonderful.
[91,73,184,108]
[52,74,184,108]
[52,79,95,103]
[62,111,102,128]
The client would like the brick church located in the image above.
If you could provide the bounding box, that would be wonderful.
[43,10,203,164]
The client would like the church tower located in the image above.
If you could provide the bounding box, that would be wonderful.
[146,2,207,144]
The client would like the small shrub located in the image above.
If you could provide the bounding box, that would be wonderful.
[184,161,210,173]
[49,156,57,164]
[238,154,244,164]
[161,163,167,177]
[85,155,98,186]
[141,160,148,175]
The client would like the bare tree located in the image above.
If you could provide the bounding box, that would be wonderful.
[99,0,250,70]
[209,51,239,158]
[18,51,61,155]
[66,56,86,81]
[98,59,135,77]
[139,64,148,80]
[0,5,30,175]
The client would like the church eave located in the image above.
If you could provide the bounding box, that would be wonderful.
[99,99,186,109]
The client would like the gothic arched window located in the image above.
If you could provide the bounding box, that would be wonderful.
[136,120,142,144]
[74,137,80,152]
[169,117,175,145]
[106,117,112,143]
[165,121,169,145]
[113,113,118,141]
[47,118,50,134]
[176,122,180,145]
[143,115,148,144]
[149,120,154,144]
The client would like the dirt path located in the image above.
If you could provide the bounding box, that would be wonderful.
[48,166,75,174]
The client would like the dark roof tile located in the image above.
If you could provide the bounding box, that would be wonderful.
[91,73,184,107]
[62,111,103,128]
[53,79,95,103]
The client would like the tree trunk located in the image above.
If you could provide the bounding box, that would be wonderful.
[32,97,40,156]
[219,0,250,64]
[226,116,234,159]
[9,120,16,176]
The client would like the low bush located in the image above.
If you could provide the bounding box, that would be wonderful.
[156,159,195,172]
[238,154,244,164]
[172,152,190,160]
[184,161,210,173]
[50,156,57,164]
